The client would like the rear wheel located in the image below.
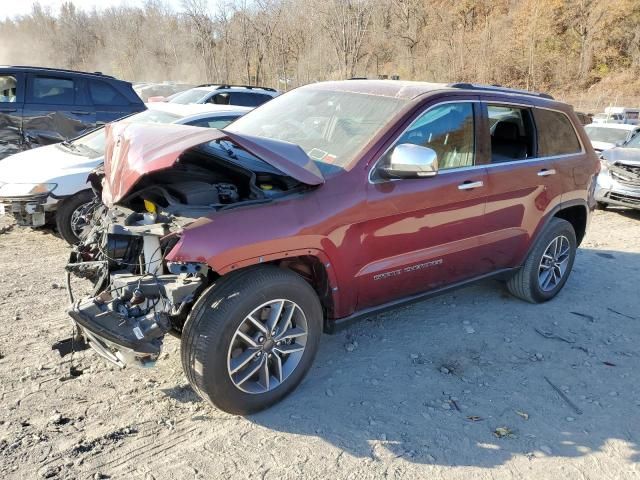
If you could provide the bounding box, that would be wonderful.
[507,218,577,303]
[56,190,95,245]
[181,266,323,414]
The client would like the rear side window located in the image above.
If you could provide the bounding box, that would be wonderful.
[90,81,129,106]
[0,75,18,102]
[488,105,536,163]
[228,92,271,107]
[31,76,75,105]
[534,109,582,156]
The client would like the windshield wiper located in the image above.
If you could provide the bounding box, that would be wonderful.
[60,140,80,152]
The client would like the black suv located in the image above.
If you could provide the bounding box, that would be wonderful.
[0,66,145,159]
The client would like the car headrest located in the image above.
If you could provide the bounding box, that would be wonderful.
[494,121,519,141]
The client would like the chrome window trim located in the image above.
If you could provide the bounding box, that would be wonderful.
[369,98,586,185]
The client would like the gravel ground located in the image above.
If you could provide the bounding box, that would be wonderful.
[0,208,639,480]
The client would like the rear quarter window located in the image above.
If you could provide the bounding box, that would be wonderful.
[534,108,582,156]
[90,81,130,106]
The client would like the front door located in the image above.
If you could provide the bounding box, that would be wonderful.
[357,100,490,309]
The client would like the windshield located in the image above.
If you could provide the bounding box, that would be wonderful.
[226,88,408,174]
[625,133,640,148]
[71,109,181,155]
[585,126,632,144]
[169,88,210,104]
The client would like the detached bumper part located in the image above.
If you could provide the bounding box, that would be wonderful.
[0,200,47,226]
[67,273,202,368]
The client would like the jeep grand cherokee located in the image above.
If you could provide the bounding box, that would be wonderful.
[63,80,599,414]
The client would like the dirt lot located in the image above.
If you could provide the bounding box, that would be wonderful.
[1,208,639,480]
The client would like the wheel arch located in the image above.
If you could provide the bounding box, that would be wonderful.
[554,204,588,246]
[216,249,340,331]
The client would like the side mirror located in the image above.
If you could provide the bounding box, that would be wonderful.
[381,143,438,179]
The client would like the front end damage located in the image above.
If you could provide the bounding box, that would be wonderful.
[66,206,208,367]
[62,122,321,368]
[596,149,640,209]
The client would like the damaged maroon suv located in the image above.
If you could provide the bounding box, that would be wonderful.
[65,80,599,414]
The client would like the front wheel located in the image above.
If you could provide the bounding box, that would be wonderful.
[507,218,577,303]
[55,190,96,245]
[181,266,323,414]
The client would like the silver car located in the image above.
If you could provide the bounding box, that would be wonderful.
[595,133,640,210]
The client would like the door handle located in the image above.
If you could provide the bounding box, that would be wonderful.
[71,111,90,115]
[0,108,17,113]
[537,168,557,177]
[458,180,484,190]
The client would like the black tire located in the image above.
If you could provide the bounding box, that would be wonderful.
[181,266,323,414]
[56,190,95,245]
[506,218,577,303]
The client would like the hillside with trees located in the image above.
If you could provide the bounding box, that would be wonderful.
[1,0,639,110]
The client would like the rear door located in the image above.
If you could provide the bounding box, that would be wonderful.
[23,73,93,146]
[89,79,138,125]
[481,101,564,269]
[0,71,24,158]
[357,99,490,309]
[534,108,591,207]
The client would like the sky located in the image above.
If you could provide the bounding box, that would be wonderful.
[0,0,190,20]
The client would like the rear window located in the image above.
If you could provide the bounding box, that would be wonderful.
[30,76,75,105]
[534,109,582,156]
[0,75,17,102]
[90,81,129,106]
[169,88,210,104]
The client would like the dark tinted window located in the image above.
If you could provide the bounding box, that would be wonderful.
[0,75,18,102]
[228,92,271,107]
[488,105,536,162]
[184,115,240,129]
[534,108,582,156]
[90,81,129,106]
[31,76,75,105]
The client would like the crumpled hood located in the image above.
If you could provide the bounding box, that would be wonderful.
[0,144,101,185]
[102,123,324,206]
[601,146,640,165]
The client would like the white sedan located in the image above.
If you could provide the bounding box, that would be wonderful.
[0,103,250,244]
[584,122,640,152]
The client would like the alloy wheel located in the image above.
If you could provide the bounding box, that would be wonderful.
[227,299,308,394]
[69,201,94,240]
[538,235,571,292]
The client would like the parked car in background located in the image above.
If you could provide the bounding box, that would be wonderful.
[595,132,640,210]
[165,84,280,107]
[0,103,250,244]
[575,111,592,125]
[133,82,193,102]
[65,80,598,415]
[592,107,640,125]
[584,123,640,152]
[0,66,145,160]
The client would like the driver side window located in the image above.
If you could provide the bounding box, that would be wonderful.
[383,102,475,172]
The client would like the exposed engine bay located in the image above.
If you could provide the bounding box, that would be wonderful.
[65,141,306,368]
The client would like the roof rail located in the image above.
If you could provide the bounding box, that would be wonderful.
[195,83,277,92]
[5,65,115,79]
[448,82,554,100]
[217,84,277,92]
